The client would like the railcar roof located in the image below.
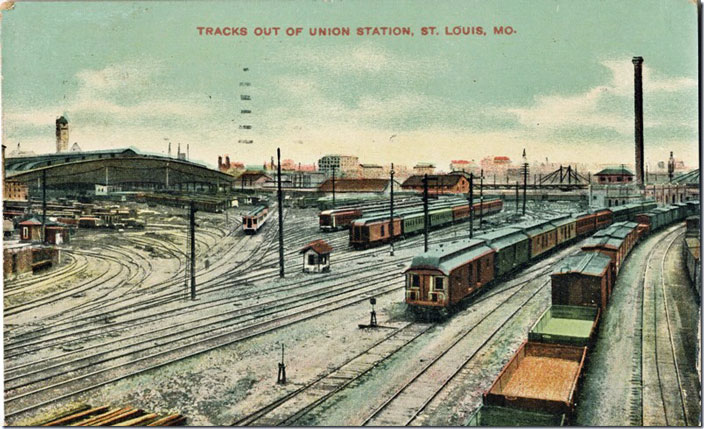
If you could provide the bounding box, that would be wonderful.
[245,205,267,216]
[552,251,611,277]
[514,220,555,236]
[550,217,576,227]
[476,227,528,250]
[407,238,493,275]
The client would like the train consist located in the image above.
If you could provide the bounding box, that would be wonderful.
[242,205,269,234]
[403,200,701,315]
[319,196,460,232]
[349,197,503,249]
[467,201,699,425]
[684,215,700,302]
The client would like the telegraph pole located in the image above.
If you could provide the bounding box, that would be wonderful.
[189,201,196,300]
[277,148,285,278]
[41,169,47,243]
[515,181,519,213]
[469,172,474,238]
[522,160,529,216]
[423,174,429,252]
[389,163,395,256]
[331,168,336,207]
[479,169,484,231]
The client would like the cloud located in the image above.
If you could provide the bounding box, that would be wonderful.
[505,59,697,135]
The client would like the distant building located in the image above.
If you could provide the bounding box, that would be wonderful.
[318,155,359,177]
[235,171,272,190]
[95,184,122,195]
[262,171,327,189]
[56,116,69,153]
[8,142,35,157]
[413,162,435,175]
[318,178,399,194]
[4,180,28,201]
[594,167,634,184]
[70,142,82,152]
[360,164,384,179]
[401,174,470,195]
[449,160,477,173]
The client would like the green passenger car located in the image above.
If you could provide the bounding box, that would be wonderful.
[476,228,531,277]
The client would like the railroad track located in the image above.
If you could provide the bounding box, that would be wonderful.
[637,226,691,426]
[234,246,583,426]
[4,272,408,421]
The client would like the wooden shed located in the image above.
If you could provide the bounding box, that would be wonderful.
[19,218,42,242]
[300,240,332,273]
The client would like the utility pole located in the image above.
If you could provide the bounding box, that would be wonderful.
[189,201,196,300]
[522,152,529,216]
[389,163,395,256]
[469,172,474,238]
[515,181,519,213]
[277,148,285,278]
[479,169,484,231]
[332,168,336,207]
[423,174,429,252]
[42,169,47,243]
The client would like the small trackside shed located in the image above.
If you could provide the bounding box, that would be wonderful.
[476,227,530,277]
[19,218,42,241]
[299,239,333,273]
[551,251,613,310]
[299,240,332,273]
[405,239,495,307]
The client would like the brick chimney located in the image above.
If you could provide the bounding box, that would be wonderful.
[633,56,644,187]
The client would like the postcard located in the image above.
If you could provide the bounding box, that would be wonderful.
[1,0,700,426]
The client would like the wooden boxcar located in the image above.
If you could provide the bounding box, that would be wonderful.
[574,212,597,236]
[686,216,700,237]
[476,228,531,277]
[551,217,577,247]
[594,209,613,230]
[405,239,495,307]
[484,341,587,417]
[551,251,612,310]
[528,305,600,347]
[516,220,558,258]
[609,205,630,223]
[465,405,566,426]
[349,215,402,248]
[319,208,362,231]
[580,235,622,277]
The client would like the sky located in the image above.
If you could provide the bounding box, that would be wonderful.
[1,0,699,170]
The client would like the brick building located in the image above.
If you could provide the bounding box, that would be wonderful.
[401,173,470,195]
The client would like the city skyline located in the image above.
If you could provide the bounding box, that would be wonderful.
[2,0,699,170]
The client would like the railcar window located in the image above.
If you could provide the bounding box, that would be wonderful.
[434,277,444,290]
[381,225,385,236]
[412,274,420,287]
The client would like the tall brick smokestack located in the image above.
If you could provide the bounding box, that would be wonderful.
[633,56,644,187]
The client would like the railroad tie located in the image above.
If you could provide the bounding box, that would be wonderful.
[147,414,186,426]
[114,413,159,426]
[42,405,108,426]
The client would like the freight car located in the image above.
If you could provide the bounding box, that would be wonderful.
[319,208,362,231]
[78,216,104,228]
[483,341,587,418]
[242,205,268,234]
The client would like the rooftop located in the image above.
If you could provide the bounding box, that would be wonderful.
[401,174,465,188]
[318,178,392,193]
[407,239,494,275]
[300,239,333,255]
[553,251,611,277]
[595,167,634,176]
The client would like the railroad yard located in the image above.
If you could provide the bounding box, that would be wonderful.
[3,198,701,426]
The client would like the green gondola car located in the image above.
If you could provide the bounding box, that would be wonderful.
[476,228,530,277]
